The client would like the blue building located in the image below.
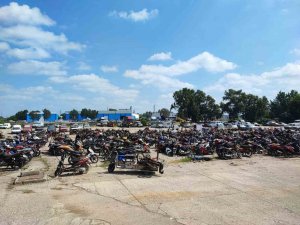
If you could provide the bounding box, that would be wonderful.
[97,109,133,121]
[26,112,59,122]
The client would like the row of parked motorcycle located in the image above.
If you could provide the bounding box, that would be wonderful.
[48,129,164,176]
[46,127,300,177]
[0,131,48,170]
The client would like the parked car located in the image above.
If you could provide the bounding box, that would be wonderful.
[83,123,91,129]
[0,123,12,129]
[245,122,256,129]
[47,124,56,133]
[32,121,44,128]
[11,125,22,134]
[59,125,69,132]
[134,121,143,127]
[266,121,279,126]
[227,123,238,129]
[23,124,32,132]
[107,121,116,127]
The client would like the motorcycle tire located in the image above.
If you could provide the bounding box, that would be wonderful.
[34,150,41,157]
[108,163,115,173]
[68,156,74,165]
[90,155,99,163]
[159,163,164,174]
[84,165,89,173]
[243,151,252,157]
[54,167,63,177]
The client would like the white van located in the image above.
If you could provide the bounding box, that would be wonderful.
[0,123,11,129]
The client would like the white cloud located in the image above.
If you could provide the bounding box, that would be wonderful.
[7,60,67,76]
[6,47,50,59]
[78,61,91,71]
[124,51,236,90]
[290,48,300,56]
[50,73,139,100]
[0,42,10,51]
[204,62,300,100]
[0,2,55,26]
[0,25,84,54]
[100,65,118,73]
[109,9,158,22]
[148,52,172,61]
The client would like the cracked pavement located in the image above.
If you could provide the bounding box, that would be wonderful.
[0,144,300,225]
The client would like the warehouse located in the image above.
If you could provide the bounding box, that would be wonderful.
[26,112,59,122]
[96,109,137,121]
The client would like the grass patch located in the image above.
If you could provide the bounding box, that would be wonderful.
[22,189,35,194]
[39,157,50,171]
[170,157,193,164]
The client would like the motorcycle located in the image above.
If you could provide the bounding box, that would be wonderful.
[54,152,90,176]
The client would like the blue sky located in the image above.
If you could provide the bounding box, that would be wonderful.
[0,0,300,116]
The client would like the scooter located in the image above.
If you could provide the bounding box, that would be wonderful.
[54,152,90,176]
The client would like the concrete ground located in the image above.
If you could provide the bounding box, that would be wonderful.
[0,129,300,225]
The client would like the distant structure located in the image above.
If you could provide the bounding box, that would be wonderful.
[26,111,58,122]
[64,108,137,121]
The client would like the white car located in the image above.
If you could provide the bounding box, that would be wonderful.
[11,125,22,134]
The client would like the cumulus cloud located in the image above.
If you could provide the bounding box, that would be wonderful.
[124,51,236,90]
[50,73,139,100]
[0,25,84,54]
[0,2,84,65]
[204,62,300,100]
[148,52,172,61]
[100,65,118,73]
[7,60,67,76]
[109,9,158,22]
[6,47,50,59]
[0,2,55,26]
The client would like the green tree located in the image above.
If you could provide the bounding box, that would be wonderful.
[69,109,79,121]
[15,110,28,121]
[29,110,41,121]
[243,94,269,122]
[173,88,221,122]
[80,108,98,119]
[60,113,67,120]
[158,108,170,119]
[80,108,89,118]
[43,108,51,120]
[173,88,198,121]
[270,90,299,123]
[221,89,246,120]
[289,94,300,121]
[142,111,152,119]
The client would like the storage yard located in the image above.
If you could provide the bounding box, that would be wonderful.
[1,127,300,225]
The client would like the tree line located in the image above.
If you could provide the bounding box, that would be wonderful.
[7,108,100,121]
[172,88,300,123]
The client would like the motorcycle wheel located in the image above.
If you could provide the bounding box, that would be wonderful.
[243,151,252,157]
[68,156,73,165]
[84,165,89,173]
[54,167,63,177]
[90,155,99,163]
[108,163,115,173]
[159,163,164,174]
[34,150,41,157]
